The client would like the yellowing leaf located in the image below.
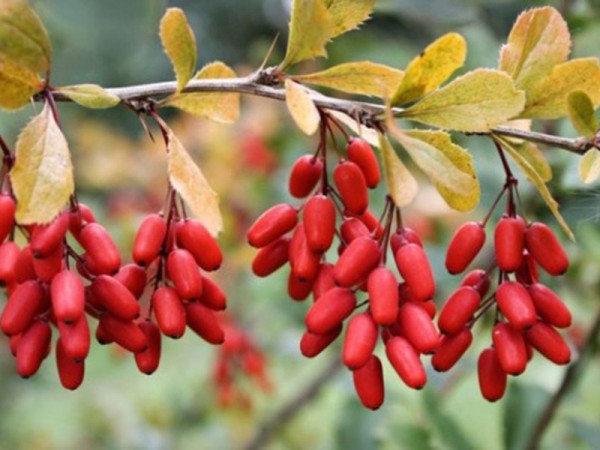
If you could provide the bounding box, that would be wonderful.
[579,148,600,184]
[164,62,240,123]
[567,91,597,138]
[10,102,74,224]
[167,129,222,236]
[498,136,574,241]
[378,133,418,207]
[521,58,600,119]
[285,79,320,135]
[326,110,380,148]
[499,7,570,91]
[56,84,120,109]
[0,57,43,109]
[511,141,552,182]
[160,8,197,93]
[294,61,403,97]
[400,69,525,132]
[392,33,466,106]
[325,0,375,38]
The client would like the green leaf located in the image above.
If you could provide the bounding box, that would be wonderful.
[55,84,120,109]
[159,8,197,93]
[497,136,574,240]
[163,62,240,123]
[294,61,403,97]
[423,390,477,450]
[0,57,43,110]
[521,58,600,119]
[399,69,525,132]
[325,0,375,38]
[512,141,552,182]
[499,7,571,91]
[285,79,320,135]
[167,128,222,236]
[567,91,597,138]
[10,102,74,224]
[579,148,600,184]
[503,383,551,450]
[378,133,418,207]
[392,33,466,106]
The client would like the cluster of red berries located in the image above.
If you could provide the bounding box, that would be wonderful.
[247,124,440,410]
[438,181,572,401]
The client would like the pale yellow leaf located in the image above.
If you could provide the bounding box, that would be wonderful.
[56,84,120,109]
[167,129,222,236]
[521,58,600,119]
[499,7,570,91]
[511,141,552,182]
[0,57,43,110]
[10,102,74,224]
[160,8,197,93]
[400,69,525,132]
[579,148,600,184]
[164,62,240,123]
[392,33,467,106]
[567,91,597,138]
[294,61,403,97]
[326,110,380,148]
[378,133,418,207]
[285,79,320,135]
[325,0,375,38]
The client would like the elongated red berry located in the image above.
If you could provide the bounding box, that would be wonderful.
[385,336,426,389]
[289,155,323,198]
[135,321,162,375]
[17,321,52,378]
[152,287,186,338]
[32,242,64,283]
[353,355,384,410]
[30,212,69,258]
[356,210,384,239]
[460,269,491,297]
[478,347,507,402]
[340,218,370,245]
[79,223,121,275]
[51,270,85,323]
[496,282,537,330]
[1,280,44,336]
[199,276,227,310]
[289,225,320,282]
[0,195,16,243]
[167,249,203,299]
[342,312,378,369]
[438,286,480,335]
[177,219,223,271]
[247,204,298,248]
[492,322,527,375]
[132,214,167,266]
[303,195,335,252]
[398,302,439,354]
[528,283,571,328]
[0,241,19,283]
[395,243,435,301]
[56,338,85,390]
[305,287,356,335]
[432,328,473,372]
[15,245,36,284]
[288,273,313,301]
[300,325,342,358]
[114,264,147,299]
[99,314,148,353]
[515,251,539,285]
[347,138,380,189]
[333,236,380,287]
[185,302,225,344]
[390,227,423,254]
[91,275,140,321]
[334,161,368,215]
[252,237,290,277]
[445,222,486,274]
[57,316,90,361]
[525,322,571,365]
[367,267,399,326]
[525,223,569,276]
[313,263,335,300]
[495,216,525,272]
[69,203,96,242]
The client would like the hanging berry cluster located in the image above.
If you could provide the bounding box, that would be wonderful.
[437,143,572,401]
[247,116,440,410]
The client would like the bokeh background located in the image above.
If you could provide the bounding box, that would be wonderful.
[1,0,600,449]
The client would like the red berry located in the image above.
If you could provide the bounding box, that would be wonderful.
[525,223,569,276]
[132,214,167,266]
[0,241,19,284]
[199,276,227,310]
[30,212,69,258]
[312,263,336,300]
[32,242,64,283]
[492,322,527,375]
[14,245,36,284]
[394,243,435,301]
[353,355,384,410]
[177,219,223,271]
[300,325,342,357]
[303,195,335,252]
[346,138,380,189]
[494,216,525,272]
[385,336,426,389]
[356,210,384,239]
[0,195,16,243]
[16,321,52,378]
[515,251,539,285]
[496,282,537,330]
[251,237,290,277]
[398,302,440,354]
[334,161,369,215]
[289,225,320,282]
[333,236,380,287]
[432,328,473,372]
[340,218,370,244]
[114,264,147,299]
[438,286,480,335]
[185,302,225,344]
[445,222,486,274]
[478,347,507,402]
[79,223,121,275]
[57,316,90,361]
[289,155,323,198]
[525,322,571,365]
[69,203,96,242]
[305,287,356,335]
[167,249,203,299]
[91,275,140,321]
[135,321,162,375]
[342,312,378,369]
[0,280,44,336]
[247,204,298,248]
[152,287,186,338]
[460,269,491,297]
[390,227,423,253]
[288,273,313,301]
[528,283,571,328]
[99,314,148,353]
[50,270,85,323]
[367,267,399,326]
[56,338,85,390]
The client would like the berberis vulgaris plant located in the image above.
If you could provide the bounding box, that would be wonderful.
[0,0,599,413]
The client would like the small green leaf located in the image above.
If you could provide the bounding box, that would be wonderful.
[521,58,600,119]
[499,7,571,91]
[159,8,197,93]
[325,0,375,38]
[392,33,466,106]
[399,69,525,132]
[285,79,320,135]
[294,61,403,97]
[378,133,418,207]
[10,102,74,224]
[167,128,222,236]
[512,141,552,182]
[579,148,600,184]
[56,84,120,109]
[567,91,597,138]
[0,58,43,110]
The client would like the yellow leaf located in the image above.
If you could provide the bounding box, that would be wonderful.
[378,133,418,207]
[400,69,525,132]
[498,136,574,241]
[579,148,600,184]
[326,110,380,148]
[285,79,320,135]
[511,141,552,182]
[164,62,240,123]
[521,58,600,119]
[167,129,222,236]
[10,102,74,224]
[392,33,466,106]
[160,8,197,93]
[325,0,375,38]
[56,84,120,109]
[0,57,43,110]
[567,91,597,138]
[499,7,570,91]
[294,61,403,97]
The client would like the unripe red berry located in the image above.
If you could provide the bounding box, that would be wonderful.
[438,287,480,335]
[251,237,290,277]
[16,321,52,378]
[50,270,85,323]
[91,275,140,321]
[334,161,369,215]
[185,302,225,344]
[79,223,121,275]
[57,316,90,361]
[492,322,527,375]
[0,195,16,243]
[289,225,321,282]
[342,312,378,369]
[247,204,298,248]
[30,212,69,258]
[199,276,227,310]
[353,355,385,410]
[288,273,313,301]
[528,283,571,328]
[135,321,162,375]
[0,241,19,284]
[432,328,473,372]
[525,322,571,365]
[525,223,569,276]
[114,264,147,299]
[496,282,537,330]
[299,325,342,358]
[494,216,525,272]
[132,214,167,266]
[176,219,223,271]
[385,336,426,389]
[99,314,148,353]
[56,338,85,390]
[167,249,203,300]
[460,269,491,297]
[289,154,323,198]
[305,287,356,335]
[1,280,44,336]
[303,195,335,252]
[152,287,186,338]
[346,138,380,189]
[398,302,440,354]
[14,245,36,284]
[445,222,486,274]
[367,267,399,326]
[333,236,380,287]
[394,243,435,301]
[340,218,370,244]
[32,242,64,283]
[478,347,507,402]
[312,263,336,300]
